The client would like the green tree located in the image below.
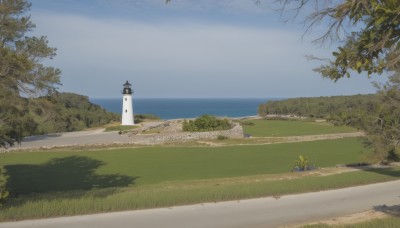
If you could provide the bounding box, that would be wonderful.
[278,0,400,160]
[0,0,61,147]
[364,72,400,161]
[279,0,399,81]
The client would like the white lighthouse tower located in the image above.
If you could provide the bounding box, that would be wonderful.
[121,80,134,125]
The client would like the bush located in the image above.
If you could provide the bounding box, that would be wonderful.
[386,149,400,162]
[183,115,232,132]
[292,155,316,172]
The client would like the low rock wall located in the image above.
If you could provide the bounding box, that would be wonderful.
[130,123,244,145]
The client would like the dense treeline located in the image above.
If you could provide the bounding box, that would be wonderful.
[258,81,400,162]
[258,94,379,126]
[273,0,400,162]
[24,93,120,136]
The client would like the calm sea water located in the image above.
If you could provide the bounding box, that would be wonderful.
[90,98,279,120]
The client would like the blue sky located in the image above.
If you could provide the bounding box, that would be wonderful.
[29,0,387,98]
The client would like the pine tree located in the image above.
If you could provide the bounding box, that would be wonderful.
[0,0,61,147]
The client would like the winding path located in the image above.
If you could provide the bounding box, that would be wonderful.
[1,180,399,228]
[5,129,363,151]
[4,122,164,151]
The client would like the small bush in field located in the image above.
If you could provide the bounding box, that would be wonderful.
[183,115,232,132]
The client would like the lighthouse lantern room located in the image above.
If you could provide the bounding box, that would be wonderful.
[121,80,134,125]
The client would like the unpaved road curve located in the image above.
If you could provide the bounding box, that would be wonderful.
[6,130,364,151]
[1,180,399,228]
[5,122,164,151]
[8,129,133,150]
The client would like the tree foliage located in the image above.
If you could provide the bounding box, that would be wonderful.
[0,0,61,147]
[3,92,120,139]
[258,87,400,161]
[258,94,379,120]
[183,115,232,132]
[279,0,400,80]
[277,0,400,160]
[363,73,400,160]
[32,93,120,134]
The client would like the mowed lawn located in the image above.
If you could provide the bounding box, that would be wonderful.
[0,137,389,221]
[242,119,358,137]
[2,138,368,194]
[0,121,384,221]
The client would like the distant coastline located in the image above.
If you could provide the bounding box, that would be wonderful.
[91,98,282,120]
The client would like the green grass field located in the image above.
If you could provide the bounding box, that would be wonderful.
[2,138,368,189]
[0,120,377,221]
[0,136,398,221]
[242,119,357,137]
[1,167,399,221]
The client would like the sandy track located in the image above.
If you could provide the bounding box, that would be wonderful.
[3,129,364,151]
[0,122,165,151]
[10,130,132,150]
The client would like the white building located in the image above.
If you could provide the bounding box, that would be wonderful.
[121,80,135,125]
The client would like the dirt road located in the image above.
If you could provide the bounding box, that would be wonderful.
[6,129,363,151]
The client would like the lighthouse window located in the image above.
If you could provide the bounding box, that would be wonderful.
[125,98,127,101]
[125,110,127,113]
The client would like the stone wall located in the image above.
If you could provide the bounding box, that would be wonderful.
[128,123,244,145]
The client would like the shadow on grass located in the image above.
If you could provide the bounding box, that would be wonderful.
[373,205,400,217]
[349,167,400,178]
[5,156,137,196]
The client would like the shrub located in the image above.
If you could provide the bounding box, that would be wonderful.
[386,149,400,162]
[292,155,316,172]
[183,115,232,132]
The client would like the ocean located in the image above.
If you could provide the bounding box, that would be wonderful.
[90,98,279,120]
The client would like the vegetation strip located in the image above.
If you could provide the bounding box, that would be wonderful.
[301,216,400,228]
